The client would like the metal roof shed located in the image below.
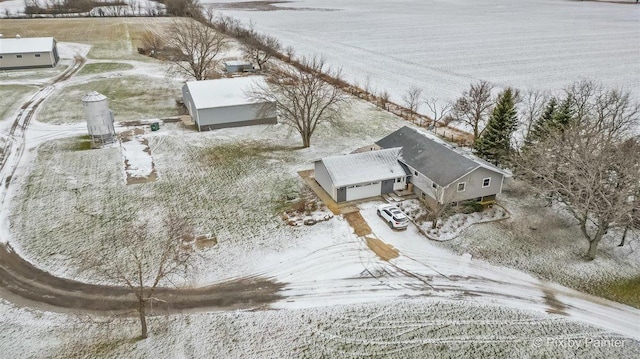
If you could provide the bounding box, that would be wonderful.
[223,60,255,73]
[181,76,277,131]
[0,36,59,70]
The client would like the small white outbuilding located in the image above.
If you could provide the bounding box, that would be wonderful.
[223,60,255,73]
[0,35,59,70]
[181,76,277,131]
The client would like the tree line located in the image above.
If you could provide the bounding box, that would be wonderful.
[440,80,639,260]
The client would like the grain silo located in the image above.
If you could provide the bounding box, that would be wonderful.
[81,91,116,147]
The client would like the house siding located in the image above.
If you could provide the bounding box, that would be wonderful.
[444,167,504,203]
[181,85,198,122]
[403,162,430,195]
[0,51,57,70]
[392,177,406,191]
[314,161,336,201]
[404,160,503,206]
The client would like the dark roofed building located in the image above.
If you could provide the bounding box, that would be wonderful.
[376,126,509,207]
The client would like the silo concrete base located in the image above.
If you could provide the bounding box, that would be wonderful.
[90,133,116,148]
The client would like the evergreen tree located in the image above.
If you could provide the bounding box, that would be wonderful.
[549,94,574,133]
[524,95,575,148]
[525,97,557,146]
[474,88,518,166]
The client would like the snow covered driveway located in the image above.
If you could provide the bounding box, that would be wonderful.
[354,202,640,341]
[250,200,640,342]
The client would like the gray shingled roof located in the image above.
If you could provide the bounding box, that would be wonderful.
[376,126,506,187]
[317,148,407,187]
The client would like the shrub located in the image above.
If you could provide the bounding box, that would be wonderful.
[461,201,484,214]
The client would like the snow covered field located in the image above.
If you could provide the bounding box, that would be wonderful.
[2,15,640,357]
[1,296,638,358]
[207,0,640,108]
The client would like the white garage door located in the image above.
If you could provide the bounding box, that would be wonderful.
[346,182,381,201]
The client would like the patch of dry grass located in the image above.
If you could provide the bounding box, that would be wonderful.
[0,85,36,121]
[0,18,174,43]
[37,75,183,123]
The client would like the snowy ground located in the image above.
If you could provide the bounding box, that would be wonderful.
[6,99,407,285]
[1,16,640,357]
[207,0,640,109]
[434,181,640,301]
[2,296,637,359]
[397,199,510,241]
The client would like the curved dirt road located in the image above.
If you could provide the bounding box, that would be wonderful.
[0,55,283,315]
[0,243,282,314]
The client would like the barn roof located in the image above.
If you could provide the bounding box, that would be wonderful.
[316,148,408,187]
[183,76,269,109]
[0,37,56,55]
[376,126,509,187]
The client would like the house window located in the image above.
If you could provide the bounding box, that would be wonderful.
[35,54,41,57]
[16,54,23,58]
[432,182,437,189]
[482,177,491,188]
[414,171,418,176]
[0,55,3,59]
[457,182,466,192]
[396,177,402,183]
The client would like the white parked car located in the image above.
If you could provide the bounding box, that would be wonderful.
[377,204,409,230]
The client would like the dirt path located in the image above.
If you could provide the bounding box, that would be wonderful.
[0,54,284,316]
[344,211,399,261]
[364,237,399,261]
[0,243,283,314]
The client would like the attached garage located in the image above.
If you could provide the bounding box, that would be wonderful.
[182,76,277,131]
[346,182,381,201]
[313,148,408,203]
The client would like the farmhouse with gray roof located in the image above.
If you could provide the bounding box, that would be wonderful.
[313,126,509,206]
[376,126,510,207]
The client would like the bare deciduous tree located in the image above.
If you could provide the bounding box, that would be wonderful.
[427,184,459,229]
[88,214,196,339]
[139,29,164,55]
[241,26,281,71]
[378,90,391,110]
[251,56,348,148]
[284,45,295,62]
[402,86,423,123]
[424,97,451,131]
[169,19,227,81]
[165,0,202,17]
[451,80,494,142]
[519,89,548,142]
[516,84,640,260]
